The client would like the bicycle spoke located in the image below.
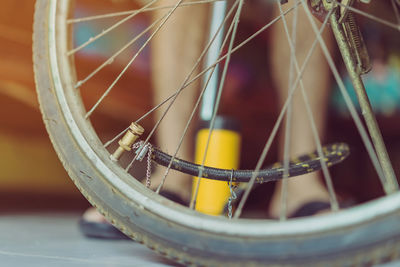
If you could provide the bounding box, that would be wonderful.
[75,15,166,89]
[103,78,183,149]
[234,10,331,219]
[68,0,222,24]
[155,1,239,194]
[331,11,398,194]
[333,0,400,31]
[104,126,130,148]
[104,3,298,147]
[155,68,218,195]
[280,0,299,221]
[190,0,245,209]
[391,0,400,25]
[67,0,158,56]
[125,0,240,172]
[85,0,184,119]
[299,0,393,193]
[277,1,339,216]
[104,2,290,153]
[134,13,289,123]
[36,0,400,260]
[102,4,320,210]
[184,3,299,93]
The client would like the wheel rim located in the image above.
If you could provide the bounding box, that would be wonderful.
[47,0,400,239]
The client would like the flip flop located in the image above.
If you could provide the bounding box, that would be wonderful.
[224,185,347,219]
[289,201,331,218]
[78,217,130,240]
[289,200,354,218]
[79,191,187,240]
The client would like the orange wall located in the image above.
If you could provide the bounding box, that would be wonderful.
[0,1,80,196]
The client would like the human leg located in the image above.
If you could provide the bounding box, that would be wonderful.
[268,0,333,218]
[148,0,208,203]
[80,1,208,236]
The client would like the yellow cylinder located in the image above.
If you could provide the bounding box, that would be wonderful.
[193,127,241,215]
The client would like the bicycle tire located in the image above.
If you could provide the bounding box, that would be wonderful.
[33,0,400,266]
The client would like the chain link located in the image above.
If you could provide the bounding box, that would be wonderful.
[132,141,153,188]
[227,169,237,219]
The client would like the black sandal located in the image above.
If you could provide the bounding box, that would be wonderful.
[78,217,130,240]
[289,201,331,218]
[79,191,187,240]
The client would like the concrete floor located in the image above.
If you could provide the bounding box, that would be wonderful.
[1,212,400,267]
[0,213,179,267]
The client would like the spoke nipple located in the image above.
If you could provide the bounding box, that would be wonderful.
[110,122,144,161]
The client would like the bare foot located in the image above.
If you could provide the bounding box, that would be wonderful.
[82,207,108,223]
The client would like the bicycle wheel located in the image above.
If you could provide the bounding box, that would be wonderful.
[33,0,400,265]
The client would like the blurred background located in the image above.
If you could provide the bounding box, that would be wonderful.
[1,0,400,215]
[0,1,89,212]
